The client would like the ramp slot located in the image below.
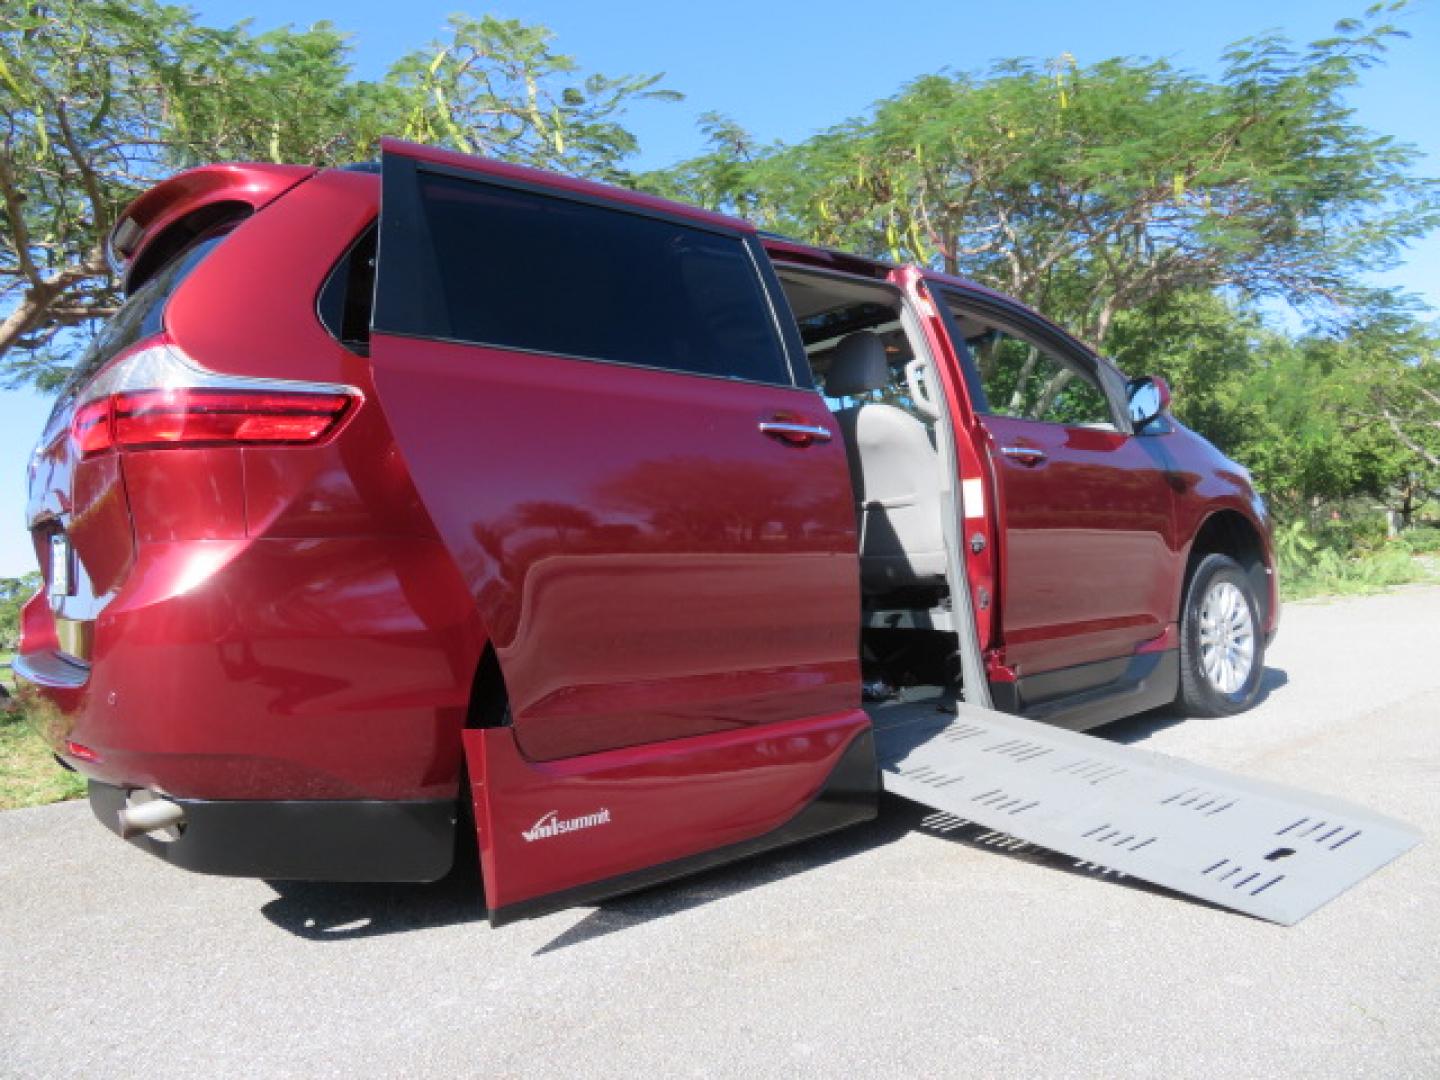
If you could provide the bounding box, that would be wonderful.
[874,702,1420,925]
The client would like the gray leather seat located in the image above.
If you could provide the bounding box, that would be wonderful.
[825,332,948,597]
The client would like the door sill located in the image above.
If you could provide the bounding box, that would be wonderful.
[990,650,1179,732]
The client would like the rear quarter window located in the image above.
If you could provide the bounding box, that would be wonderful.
[317,223,377,353]
[383,171,794,386]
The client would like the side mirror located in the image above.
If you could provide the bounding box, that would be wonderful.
[1126,375,1172,430]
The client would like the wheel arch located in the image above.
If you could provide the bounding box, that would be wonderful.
[1181,509,1272,627]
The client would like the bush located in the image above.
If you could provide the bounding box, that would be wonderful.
[1316,513,1390,556]
[1276,517,1432,601]
[1400,525,1440,555]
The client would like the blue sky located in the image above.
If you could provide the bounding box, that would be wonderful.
[1,0,1437,576]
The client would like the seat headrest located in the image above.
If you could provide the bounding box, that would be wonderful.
[825,332,888,398]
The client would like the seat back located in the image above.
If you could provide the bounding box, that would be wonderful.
[826,333,948,595]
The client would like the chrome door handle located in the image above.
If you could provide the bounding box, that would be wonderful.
[1000,445,1047,466]
[759,420,833,446]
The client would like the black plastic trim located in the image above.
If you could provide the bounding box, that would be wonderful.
[746,233,815,390]
[487,727,880,927]
[1001,649,1180,733]
[87,783,458,883]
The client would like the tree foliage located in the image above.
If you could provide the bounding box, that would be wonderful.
[1108,291,1440,518]
[643,4,1440,520]
[1,1,1437,528]
[0,2,674,383]
[643,4,1437,347]
[0,571,41,650]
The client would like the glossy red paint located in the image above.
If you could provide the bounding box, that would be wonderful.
[892,266,1001,649]
[110,162,315,286]
[1161,425,1279,637]
[977,414,1177,674]
[19,166,480,804]
[368,333,860,763]
[1135,624,1182,654]
[27,534,481,799]
[916,267,1274,672]
[15,142,1277,913]
[466,708,870,913]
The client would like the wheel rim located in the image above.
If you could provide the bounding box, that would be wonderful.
[1197,580,1255,695]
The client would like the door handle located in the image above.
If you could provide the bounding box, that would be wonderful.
[1000,445,1047,466]
[759,420,833,447]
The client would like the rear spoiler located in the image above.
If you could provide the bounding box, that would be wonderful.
[108,163,316,292]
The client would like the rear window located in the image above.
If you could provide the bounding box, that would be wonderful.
[52,235,223,410]
[386,172,793,385]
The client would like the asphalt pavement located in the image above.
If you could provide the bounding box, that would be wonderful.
[2,585,1437,1078]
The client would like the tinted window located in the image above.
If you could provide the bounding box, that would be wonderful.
[400,172,791,384]
[53,235,223,410]
[318,223,376,353]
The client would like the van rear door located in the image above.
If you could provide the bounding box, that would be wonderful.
[368,140,872,921]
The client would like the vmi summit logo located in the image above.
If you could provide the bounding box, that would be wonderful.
[521,808,612,842]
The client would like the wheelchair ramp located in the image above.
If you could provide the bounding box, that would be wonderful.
[873,703,1420,925]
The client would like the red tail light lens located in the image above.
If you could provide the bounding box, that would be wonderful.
[67,338,358,457]
[73,388,354,457]
[71,398,114,456]
[111,388,353,450]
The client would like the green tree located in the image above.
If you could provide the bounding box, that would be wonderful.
[0,2,674,385]
[1105,289,1267,456]
[0,571,41,651]
[1137,307,1440,520]
[389,15,678,184]
[644,5,1438,350]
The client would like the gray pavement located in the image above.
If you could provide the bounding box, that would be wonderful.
[2,585,1438,1078]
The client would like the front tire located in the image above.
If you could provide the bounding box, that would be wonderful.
[1177,553,1265,716]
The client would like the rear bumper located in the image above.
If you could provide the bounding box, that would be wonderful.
[88,781,457,882]
[13,534,482,801]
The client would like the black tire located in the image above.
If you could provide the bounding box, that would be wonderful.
[1177,553,1265,716]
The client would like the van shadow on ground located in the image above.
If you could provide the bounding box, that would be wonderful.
[258,666,1288,949]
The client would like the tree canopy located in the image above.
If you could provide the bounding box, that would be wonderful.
[0,1,676,383]
[639,3,1439,519]
[642,6,1437,347]
[0,1,1437,524]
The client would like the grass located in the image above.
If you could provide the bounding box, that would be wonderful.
[0,653,87,810]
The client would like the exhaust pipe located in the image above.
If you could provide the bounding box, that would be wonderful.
[117,795,186,839]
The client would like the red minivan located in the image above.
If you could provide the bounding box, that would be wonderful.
[13,140,1277,923]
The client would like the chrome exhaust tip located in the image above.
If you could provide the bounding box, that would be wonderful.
[117,792,186,840]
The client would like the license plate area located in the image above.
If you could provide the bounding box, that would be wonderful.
[48,532,73,601]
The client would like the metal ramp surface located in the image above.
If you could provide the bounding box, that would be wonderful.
[874,702,1420,925]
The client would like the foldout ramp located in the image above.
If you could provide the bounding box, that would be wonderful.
[873,702,1420,925]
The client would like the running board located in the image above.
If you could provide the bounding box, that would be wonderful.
[873,704,1420,925]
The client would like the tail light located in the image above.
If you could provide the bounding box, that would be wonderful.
[70,336,358,458]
